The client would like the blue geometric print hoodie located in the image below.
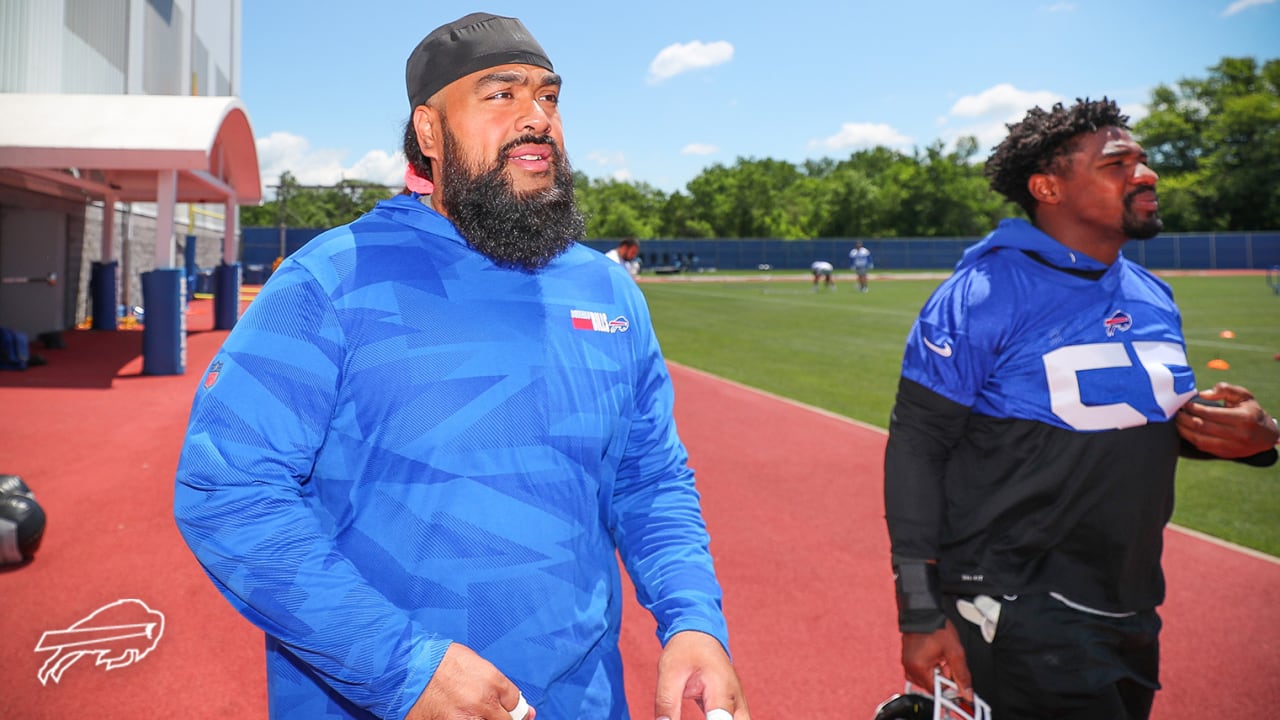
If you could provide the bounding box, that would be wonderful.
[175,194,728,719]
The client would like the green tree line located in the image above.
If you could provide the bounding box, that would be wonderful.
[239,175,396,229]
[243,56,1278,238]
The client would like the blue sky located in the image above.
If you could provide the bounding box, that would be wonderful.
[241,0,1280,196]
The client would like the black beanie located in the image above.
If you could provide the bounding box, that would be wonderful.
[405,12,554,109]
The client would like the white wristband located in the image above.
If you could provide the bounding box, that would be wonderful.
[706,710,734,720]
[509,693,529,720]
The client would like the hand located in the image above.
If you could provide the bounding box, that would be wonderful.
[1176,382,1280,459]
[654,630,750,720]
[901,620,972,703]
[405,643,533,720]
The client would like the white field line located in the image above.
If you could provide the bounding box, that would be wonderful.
[669,360,889,436]
[1167,524,1280,565]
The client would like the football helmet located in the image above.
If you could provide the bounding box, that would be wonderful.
[872,691,932,719]
[873,671,991,720]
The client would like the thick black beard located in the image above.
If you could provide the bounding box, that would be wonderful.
[438,125,585,271]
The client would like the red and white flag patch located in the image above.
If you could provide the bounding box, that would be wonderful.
[571,309,629,334]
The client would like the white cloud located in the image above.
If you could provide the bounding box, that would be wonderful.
[582,150,631,182]
[949,83,1063,119]
[1222,0,1275,16]
[1123,102,1150,125]
[681,143,718,155]
[348,150,406,186]
[255,131,403,195]
[940,121,1019,158]
[586,150,626,167]
[810,122,913,151]
[647,40,734,83]
[939,84,1065,158]
[1043,2,1077,12]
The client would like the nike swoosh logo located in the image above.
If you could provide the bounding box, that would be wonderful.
[923,337,953,358]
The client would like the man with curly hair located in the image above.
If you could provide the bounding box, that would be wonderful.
[882,98,1279,719]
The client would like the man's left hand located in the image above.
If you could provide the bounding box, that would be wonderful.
[1176,382,1280,458]
[654,630,750,720]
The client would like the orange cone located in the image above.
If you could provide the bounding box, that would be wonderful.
[1219,330,1236,339]
[1207,359,1230,370]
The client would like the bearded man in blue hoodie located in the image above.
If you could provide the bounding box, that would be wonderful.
[882,98,1279,720]
[175,12,750,720]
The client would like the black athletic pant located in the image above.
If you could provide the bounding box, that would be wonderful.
[946,593,1160,720]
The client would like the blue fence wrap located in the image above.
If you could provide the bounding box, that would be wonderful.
[239,227,1280,279]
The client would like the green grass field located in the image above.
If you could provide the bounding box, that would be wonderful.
[641,271,1280,557]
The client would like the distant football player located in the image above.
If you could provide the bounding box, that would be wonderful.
[848,241,873,292]
[605,237,642,278]
[811,260,835,290]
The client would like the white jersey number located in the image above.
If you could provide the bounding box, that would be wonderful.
[1043,341,1194,431]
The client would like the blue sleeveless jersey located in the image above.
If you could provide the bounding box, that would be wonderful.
[174,194,727,719]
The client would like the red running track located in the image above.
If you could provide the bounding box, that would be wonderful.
[0,304,1277,718]
[624,364,1280,718]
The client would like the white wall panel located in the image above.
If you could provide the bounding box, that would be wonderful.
[64,0,128,71]
[143,0,183,94]
[0,0,64,91]
[61,32,127,93]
